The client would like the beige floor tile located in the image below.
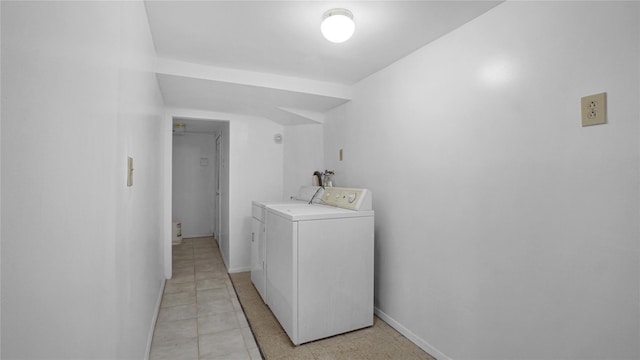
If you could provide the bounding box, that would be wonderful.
[165,281,196,295]
[172,247,193,254]
[161,290,196,308]
[153,237,262,360]
[173,263,195,272]
[199,351,251,360]
[172,247,193,256]
[194,252,216,260]
[227,286,238,298]
[194,240,214,247]
[150,336,198,360]
[193,239,213,246]
[197,312,240,335]
[170,271,196,284]
[195,263,215,272]
[196,278,227,291]
[236,311,249,328]
[194,250,215,257]
[197,288,230,303]
[174,267,195,275]
[173,252,194,260]
[196,270,222,280]
[199,328,249,359]
[213,265,228,274]
[157,303,197,323]
[248,347,262,360]
[231,296,243,312]
[173,254,195,262]
[173,261,195,271]
[240,327,258,349]
[152,318,198,343]
[194,258,213,266]
[197,298,235,317]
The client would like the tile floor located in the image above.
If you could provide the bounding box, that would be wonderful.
[150,237,262,360]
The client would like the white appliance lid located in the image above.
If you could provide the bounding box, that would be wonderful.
[267,203,373,221]
[252,199,304,208]
[252,186,323,208]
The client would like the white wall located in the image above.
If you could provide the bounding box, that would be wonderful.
[283,124,324,199]
[1,1,166,358]
[324,2,639,359]
[219,123,231,266]
[228,116,283,271]
[173,133,216,238]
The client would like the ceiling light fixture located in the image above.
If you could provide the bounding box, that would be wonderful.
[321,8,355,43]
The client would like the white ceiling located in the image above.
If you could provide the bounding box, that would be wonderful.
[145,1,502,127]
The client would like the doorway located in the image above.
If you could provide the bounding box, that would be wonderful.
[170,117,230,267]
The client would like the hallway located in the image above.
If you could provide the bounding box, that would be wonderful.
[150,237,261,360]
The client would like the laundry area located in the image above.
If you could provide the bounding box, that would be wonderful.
[2,1,639,360]
[257,186,374,345]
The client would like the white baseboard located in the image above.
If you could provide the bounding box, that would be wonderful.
[182,233,213,239]
[228,265,251,273]
[220,251,230,270]
[145,279,166,360]
[374,307,451,360]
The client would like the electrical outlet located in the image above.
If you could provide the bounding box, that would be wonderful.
[581,92,606,126]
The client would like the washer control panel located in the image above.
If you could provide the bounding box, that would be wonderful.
[321,187,372,211]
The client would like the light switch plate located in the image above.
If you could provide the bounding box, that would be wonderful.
[127,157,133,187]
[581,92,606,127]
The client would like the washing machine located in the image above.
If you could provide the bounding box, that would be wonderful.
[251,186,324,302]
[265,187,374,345]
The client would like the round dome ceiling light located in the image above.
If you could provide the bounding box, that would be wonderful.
[321,8,355,43]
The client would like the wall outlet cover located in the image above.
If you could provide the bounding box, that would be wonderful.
[581,92,607,127]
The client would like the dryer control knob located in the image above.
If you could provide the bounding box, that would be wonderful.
[347,193,356,203]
